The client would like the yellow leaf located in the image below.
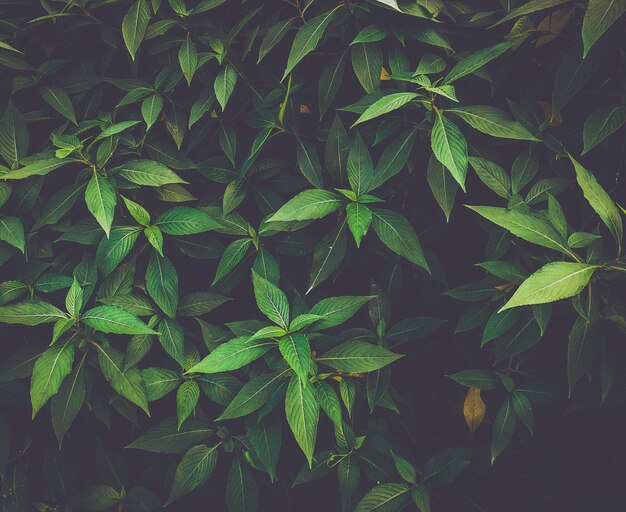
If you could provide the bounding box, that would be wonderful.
[299,104,312,114]
[463,387,486,433]
[380,67,391,81]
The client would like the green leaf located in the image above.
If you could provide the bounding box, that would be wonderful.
[226,455,258,512]
[95,226,141,276]
[309,296,373,330]
[66,277,83,317]
[467,206,575,257]
[189,337,273,374]
[285,374,319,466]
[83,305,157,334]
[95,341,149,414]
[582,105,626,154]
[325,114,350,182]
[283,8,338,79]
[582,0,626,57]
[142,94,164,131]
[279,334,311,380]
[354,483,409,512]
[213,238,252,284]
[179,35,198,86]
[567,316,600,392]
[251,270,289,328]
[346,202,372,247]
[0,100,28,166]
[142,367,179,401]
[157,317,185,364]
[122,196,151,226]
[552,45,599,113]
[0,217,25,252]
[370,128,417,190]
[167,444,218,503]
[491,399,516,464]
[51,357,85,447]
[30,338,75,418]
[178,292,231,317]
[85,173,116,237]
[146,252,179,318]
[317,341,403,372]
[371,208,429,271]
[351,43,383,93]
[502,262,597,311]
[494,0,570,26]
[0,301,67,325]
[449,106,538,141]
[431,110,468,190]
[40,86,77,124]
[447,369,500,390]
[4,158,69,180]
[127,417,213,453]
[176,380,200,429]
[347,132,374,196]
[117,160,186,186]
[33,182,86,230]
[122,0,150,60]
[269,189,343,222]
[296,138,323,188]
[569,155,623,252]
[72,485,122,511]
[511,390,534,435]
[318,51,348,119]
[156,207,220,234]
[214,65,237,110]
[351,25,388,45]
[308,222,347,292]
[427,155,458,221]
[258,17,295,63]
[468,157,511,199]
[144,225,163,258]
[247,414,281,482]
[443,42,513,84]
[218,372,285,420]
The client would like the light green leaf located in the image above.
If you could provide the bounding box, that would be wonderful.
[176,380,200,429]
[346,202,372,247]
[30,338,75,418]
[283,8,338,79]
[95,226,141,276]
[309,296,373,330]
[85,173,116,237]
[117,160,186,186]
[0,301,68,325]
[83,305,157,334]
[467,206,575,258]
[427,155,458,222]
[443,42,513,84]
[468,157,511,198]
[142,94,164,131]
[308,221,347,292]
[449,106,538,140]
[179,34,198,86]
[285,375,319,466]
[0,217,25,252]
[156,207,220,234]
[279,334,311,380]
[251,270,289,328]
[355,483,409,512]
[317,341,403,373]
[501,262,597,311]
[213,238,252,284]
[189,337,273,374]
[214,65,237,110]
[569,155,623,252]
[431,110,468,190]
[269,189,343,222]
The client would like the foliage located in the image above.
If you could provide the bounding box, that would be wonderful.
[0,0,625,510]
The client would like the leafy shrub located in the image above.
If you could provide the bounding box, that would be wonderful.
[0,0,625,510]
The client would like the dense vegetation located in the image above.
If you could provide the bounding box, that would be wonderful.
[0,0,625,510]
